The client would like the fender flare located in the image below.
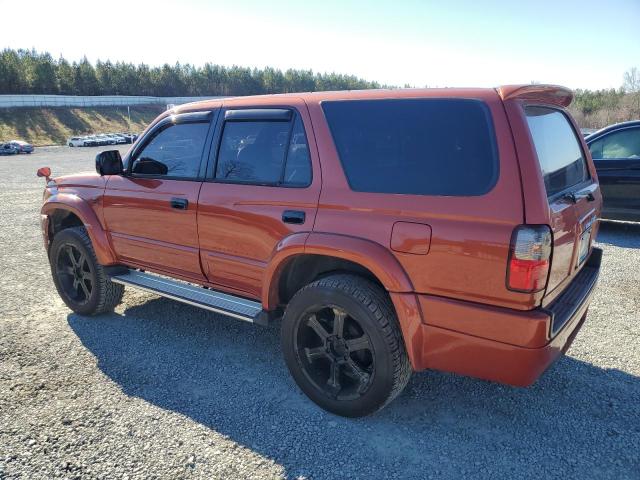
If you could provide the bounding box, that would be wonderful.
[41,193,117,265]
[262,231,414,310]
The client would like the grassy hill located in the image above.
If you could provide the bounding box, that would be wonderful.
[0,105,164,146]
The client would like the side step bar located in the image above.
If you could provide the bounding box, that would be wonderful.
[110,269,269,325]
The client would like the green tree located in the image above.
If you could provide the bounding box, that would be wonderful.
[0,49,27,93]
[57,57,75,94]
[26,51,58,94]
[73,57,100,95]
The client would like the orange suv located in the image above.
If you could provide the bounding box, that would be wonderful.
[39,85,602,417]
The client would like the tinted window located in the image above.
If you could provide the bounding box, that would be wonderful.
[589,128,640,159]
[283,116,312,186]
[321,99,498,196]
[215,113,311,186]
[525,106,589,197]
[588,137,603,159]
[131,122,209,178]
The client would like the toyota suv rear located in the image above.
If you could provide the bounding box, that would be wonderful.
[40,84,602,417]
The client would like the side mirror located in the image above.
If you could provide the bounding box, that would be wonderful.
[96,150,123,176]
[37,166,51,182]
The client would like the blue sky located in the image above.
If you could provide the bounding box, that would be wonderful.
[1,0,638,89]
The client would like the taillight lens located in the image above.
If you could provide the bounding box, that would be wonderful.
[507,225,552,292]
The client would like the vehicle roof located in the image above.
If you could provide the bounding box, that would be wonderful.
[174,84,573,114]
[585,120,640,143]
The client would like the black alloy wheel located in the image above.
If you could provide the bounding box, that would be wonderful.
[282,274,411,417]
[49,226,124,315]
[295,306,375,401]
[55,243,93,304]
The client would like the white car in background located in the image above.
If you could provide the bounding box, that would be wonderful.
[68,137,86,147]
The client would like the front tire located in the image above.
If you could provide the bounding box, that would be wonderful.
[281,274,411,417]
[49,226,124,315]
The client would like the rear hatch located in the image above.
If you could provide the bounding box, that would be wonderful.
[523,103,601,303]
[498,85,602,307]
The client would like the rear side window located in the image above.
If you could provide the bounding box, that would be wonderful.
[215,114,311,186]
[525,106,589,197]
[321,99,498,196]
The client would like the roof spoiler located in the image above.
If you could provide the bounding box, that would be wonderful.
[496,84,573,108]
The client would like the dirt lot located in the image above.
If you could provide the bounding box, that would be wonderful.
[1,147,639,479]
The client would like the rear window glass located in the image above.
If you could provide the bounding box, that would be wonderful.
[525,106,589,197]
[321,99,498,196]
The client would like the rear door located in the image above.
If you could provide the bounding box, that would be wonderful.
[524,106,600,296]
[588,126,640,219]
[197,100,321,298]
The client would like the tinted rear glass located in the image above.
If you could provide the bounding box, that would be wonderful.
[322,99,498,196]
[525,106,589,197]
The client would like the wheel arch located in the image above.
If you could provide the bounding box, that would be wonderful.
[262,232,414,310]
[41,193,117,265]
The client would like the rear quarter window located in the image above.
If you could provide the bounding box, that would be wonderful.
[321,98,499,196]
[525,106,589,197]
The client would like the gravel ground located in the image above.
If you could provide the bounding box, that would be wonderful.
[1,147,639,479]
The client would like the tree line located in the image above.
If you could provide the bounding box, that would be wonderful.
[569,67,640,128]
[0,48,637,128]
[0,48,383,97]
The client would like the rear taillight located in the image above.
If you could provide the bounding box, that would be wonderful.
[507,225,552,292]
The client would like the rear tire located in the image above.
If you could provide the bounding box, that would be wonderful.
[281,274,411,417]
[49,226,124,315]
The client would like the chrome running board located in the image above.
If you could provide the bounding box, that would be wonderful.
[110,269,267,325]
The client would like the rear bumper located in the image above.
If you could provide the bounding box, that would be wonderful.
[397,248,602,386]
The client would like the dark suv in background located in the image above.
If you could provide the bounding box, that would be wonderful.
[586,120,640,222]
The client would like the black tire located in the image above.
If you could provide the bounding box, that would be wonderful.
[281,274,412,417]
[49,226,124,316]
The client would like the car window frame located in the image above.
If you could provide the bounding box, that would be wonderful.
[124,110,218,182]
[524,104,592,202]
[320,97,500,197]
[588,125,640,161]
[205,106,313,189]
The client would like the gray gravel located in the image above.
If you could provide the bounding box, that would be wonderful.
[1,147,639,479]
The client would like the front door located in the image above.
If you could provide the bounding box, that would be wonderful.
[197,100,321,298]
[589,126,640,219]
[103,111,216,280]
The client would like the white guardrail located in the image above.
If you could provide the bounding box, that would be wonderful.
[0,95,225,108]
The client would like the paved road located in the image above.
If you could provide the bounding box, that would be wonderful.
[1,147,639,479]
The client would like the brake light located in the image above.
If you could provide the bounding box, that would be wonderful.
[507,225,552,292]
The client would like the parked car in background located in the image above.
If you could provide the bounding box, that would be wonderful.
[83,136,99,147]
[0,143,19,155]
[68,137,85,147]
[118,133,134,144]
[586,120,640,222]
[8,140,34,154]
[94,135,113,146]
[66,132,138,147]
[109,134,128,144]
